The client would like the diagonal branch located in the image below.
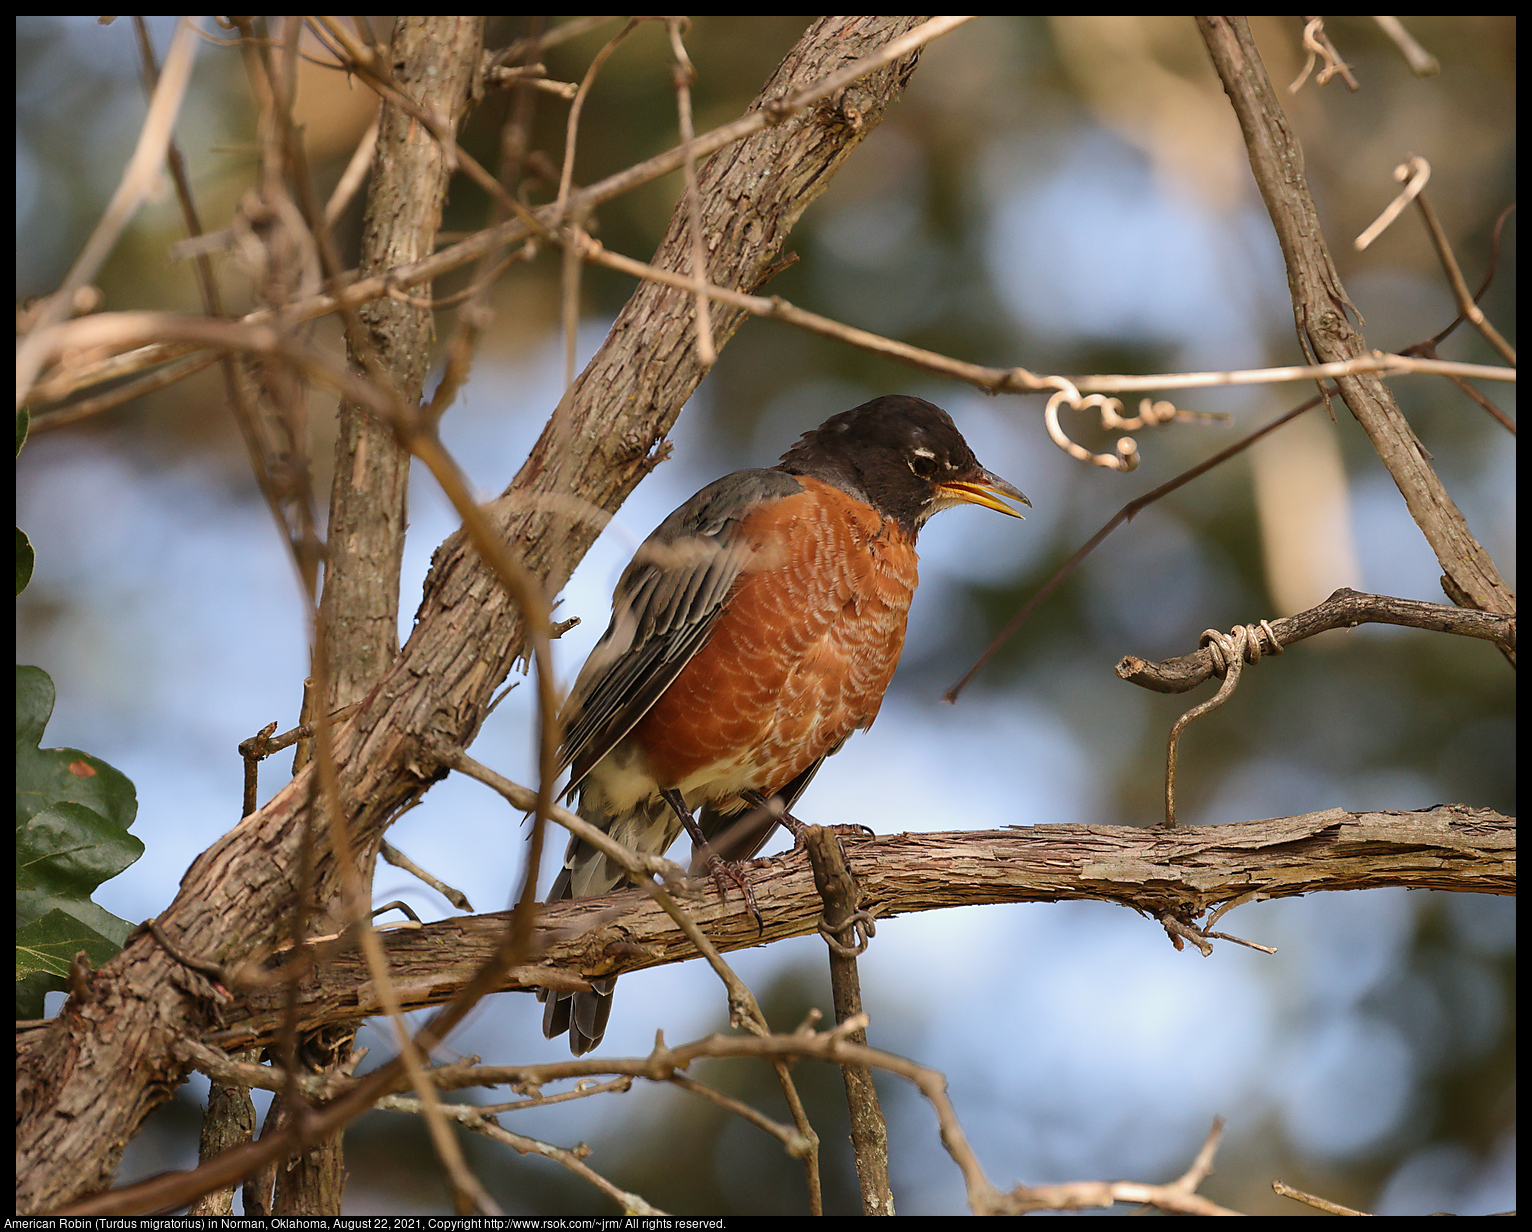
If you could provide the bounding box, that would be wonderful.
[1196,17,1515,637]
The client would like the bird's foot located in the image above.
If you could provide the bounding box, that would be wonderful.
[665,787,764,931]
[700,852,763,932]
[784,820,876,852]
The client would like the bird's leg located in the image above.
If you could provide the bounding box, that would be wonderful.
[738,789,872,877]
[661,786,712,855]
[741,788,874,848]
[740,788,806,842]
[661,788,762,927]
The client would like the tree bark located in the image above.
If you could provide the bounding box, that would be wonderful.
[15,16,931,1213]
[319,16,483,713]
[285,17,483,1216]
[179,807,1513,1052]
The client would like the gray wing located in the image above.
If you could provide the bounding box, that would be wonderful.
[560,469,805,792]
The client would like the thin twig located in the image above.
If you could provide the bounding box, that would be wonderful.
[26,16,980,409]
[560,212,588,389]
[322,112,380,228]
[26,350,222,434]
[485,17,627,80]
[375,1095,666,1215]
[667,1073,810,1154]
[572,231,1517,398]
[1426,201,1515,350]
[1405,344,1515,434]
[1371,16,1439,77]
[425,21,547,430]
[1272,1179,1369,1216]
[945,390,1330,700]
[449,746,823,1210]
[1161,625,1281,827]
[1289,17,1358,94]
[1410,186,1516,365]
[666,17,716,367]
[554,19,641,222]
[548,19,641,387]
[240,721,278,819]
[805,827,893,1215]
[480,1075,634,1114]
[1397,201,1516,432]
[1008,1117,1240,1215]
[447,749,690,892]
[379,842,475,913]
[15,17,199,406]
[1354,154,1431,251]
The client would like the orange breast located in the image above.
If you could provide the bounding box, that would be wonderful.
[631,476,919,802]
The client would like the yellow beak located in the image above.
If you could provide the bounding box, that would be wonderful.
[935,470,1031,519]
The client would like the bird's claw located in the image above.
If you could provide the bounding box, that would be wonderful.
[703,853,763,932]
[787,821,874,852]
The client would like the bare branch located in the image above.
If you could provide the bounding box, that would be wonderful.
[1117,587,1515,694]
[202,806,1513,1051]
[1372,16,1439,77]
[375,1095,666,1215]
[1197,16,1515,636]
[665,16,717,368]
[25,16,977,410]
[945,390,1333,700]
[1288,17,1358,94]
[1411,181,1517,365]
[15,18,199,406]
[1354,153,1431,250]
[806,827,893,1214]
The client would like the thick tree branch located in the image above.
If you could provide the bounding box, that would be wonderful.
[319,16,484,713]
[199,806,1513,1050]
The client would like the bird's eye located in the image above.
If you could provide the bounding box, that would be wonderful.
[908,451,939,479]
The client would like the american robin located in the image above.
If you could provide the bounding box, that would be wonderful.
[540,394,1029,1053]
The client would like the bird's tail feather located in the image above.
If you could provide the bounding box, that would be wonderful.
[538,790,679,1054]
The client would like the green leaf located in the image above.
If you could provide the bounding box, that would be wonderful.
[17,802,142,939]
[15,666,141,1018]
[16,667,137,832]
[15,909,127,1018]
[16,406,29,457]
[16,525,33,596]
[16,909,124,979]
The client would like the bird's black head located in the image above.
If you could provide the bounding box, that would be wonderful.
[777,395,1030,536]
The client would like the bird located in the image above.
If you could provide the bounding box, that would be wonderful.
[539,394,1029,1054]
